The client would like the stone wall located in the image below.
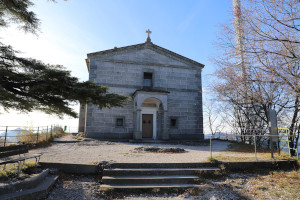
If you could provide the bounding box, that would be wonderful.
[167,90,203,140]
[85,87,134,139]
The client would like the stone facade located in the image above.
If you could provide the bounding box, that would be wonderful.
[79,40,204,140]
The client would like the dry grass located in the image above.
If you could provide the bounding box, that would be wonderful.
[226,142,271,153]
[210,142,295,162]
[0,164,18,179]
[13,127,66,147]
[243,170,300,199]
[75,132,84,140]
[0,161,37,180]
[211,153,292,162]
[211,155,260,161]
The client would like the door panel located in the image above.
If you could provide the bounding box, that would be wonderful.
[142,114,153,138]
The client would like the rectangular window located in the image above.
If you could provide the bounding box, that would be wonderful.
[170,117,178,128]
[116,117,124,127]
[143,72,152,87]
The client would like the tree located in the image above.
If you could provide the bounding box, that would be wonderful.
[0,0,128,118]
[203,99,225,135]
[242,0,299,154]
[212,0,299,154]
[0,0,40,33]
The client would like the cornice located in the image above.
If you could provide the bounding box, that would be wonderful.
[93,59,200,70]
[87,42,204,69]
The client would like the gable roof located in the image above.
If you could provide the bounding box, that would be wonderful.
[87,41,204,69]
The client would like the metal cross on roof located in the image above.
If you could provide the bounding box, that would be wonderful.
[145,29,152,42]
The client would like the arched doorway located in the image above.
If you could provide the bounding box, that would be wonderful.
[132,90,169,140]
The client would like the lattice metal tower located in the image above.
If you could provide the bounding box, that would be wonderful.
[232,0,254,133]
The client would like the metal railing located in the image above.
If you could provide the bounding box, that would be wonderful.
[0,125,72,146]
[209,128,299,160]
[278,128,298,157]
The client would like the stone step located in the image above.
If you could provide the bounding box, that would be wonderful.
[100,183,200,190]
[0,175,58,200]
[128,139,167,143]
[107,162,216,169]
[102,175,199,185]
[100,163,221,191]
[103,167,220,176]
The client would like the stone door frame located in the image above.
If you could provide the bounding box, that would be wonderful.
[141,107,157,139]
[132,90,169,140]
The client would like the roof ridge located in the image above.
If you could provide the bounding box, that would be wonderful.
[87,42,204,68]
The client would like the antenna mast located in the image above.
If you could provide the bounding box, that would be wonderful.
[232,0,252,133]
[233,0,246,78]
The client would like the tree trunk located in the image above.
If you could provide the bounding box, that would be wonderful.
[288,96,299,156]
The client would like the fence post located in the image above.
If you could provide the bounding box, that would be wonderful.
[36,127,39,143]
[4,126,8,147]
[210,137,212,159]
[46,126,48,141]
[254,136,257,160]
[50,125,53,139]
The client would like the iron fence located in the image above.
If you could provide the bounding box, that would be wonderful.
[0,125,77,146]
[209,128,299,160]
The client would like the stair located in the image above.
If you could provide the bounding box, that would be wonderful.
[101,163,220,190]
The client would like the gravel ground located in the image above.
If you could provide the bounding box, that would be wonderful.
[38,136,295,199]
[46,175,101,200]
[29,138,260,164]
[44,169,300,200]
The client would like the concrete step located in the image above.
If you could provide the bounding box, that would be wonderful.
[103,167,220,176]
[100,163,221,191]
[107,162,216,169]
[102,175,199,185]
[0,175,59,200]
[128,139,167,143]
[100,183,200,190]
[40,162,98,174]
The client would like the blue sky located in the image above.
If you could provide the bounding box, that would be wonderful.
[0,0,233,129]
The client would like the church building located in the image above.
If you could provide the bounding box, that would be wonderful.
[79,30,204,141]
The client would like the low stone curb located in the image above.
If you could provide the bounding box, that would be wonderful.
[52,140,80,143]
[217,160,298,172]
[0,175,58,200]
[0,169,49,195]
[39,162,100,174]
[40,160,298,175]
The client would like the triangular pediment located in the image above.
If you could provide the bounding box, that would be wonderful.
[87,42,204,69]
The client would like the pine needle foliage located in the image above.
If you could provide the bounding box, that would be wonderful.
[0,0,39,33]
[0,0,128,117]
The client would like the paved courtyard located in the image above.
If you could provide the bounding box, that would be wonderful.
[29,135,261,164]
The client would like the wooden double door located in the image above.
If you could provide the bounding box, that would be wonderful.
[142,114,153,138]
